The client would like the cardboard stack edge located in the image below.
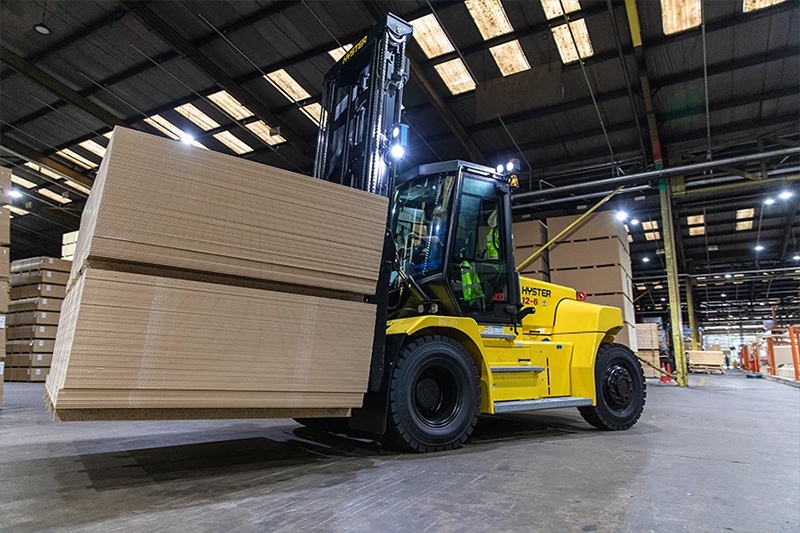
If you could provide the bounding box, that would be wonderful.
[46,127,388,421]
[5,257,70,383]
[0,167,10,391]
[547,212,638,352]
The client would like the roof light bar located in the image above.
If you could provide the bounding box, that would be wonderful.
[551,20,594,63]
[208,91,254,121]
[245,121,286,146]
[175,103,220,131]
[265,69,311,103]
[540,0,581,20]
[410,14,454,59]
[78,139,107,158]
[56,148,97,169]
[212,131,253,155]
[434,58,476,95]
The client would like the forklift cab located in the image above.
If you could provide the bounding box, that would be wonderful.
[389,160,520,324]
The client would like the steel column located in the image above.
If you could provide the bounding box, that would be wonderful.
[685,280,699,351]
[660,178,688,386]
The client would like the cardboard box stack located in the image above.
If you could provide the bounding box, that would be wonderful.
[513,219,549,281]
[0,167,11,372]
[548,212,637,351]
[62,231,79,261]
[46,127,388,421]
[5,257,71,382]
[635,323,660,378]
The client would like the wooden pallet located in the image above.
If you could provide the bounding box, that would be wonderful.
[689,365,725,375]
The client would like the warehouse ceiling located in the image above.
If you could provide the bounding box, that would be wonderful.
[1,0,798,330]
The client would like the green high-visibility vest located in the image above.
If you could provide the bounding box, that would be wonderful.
[486,227,499,259]
[461,261,484,304]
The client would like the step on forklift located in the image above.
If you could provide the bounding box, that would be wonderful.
[298,14,645,452]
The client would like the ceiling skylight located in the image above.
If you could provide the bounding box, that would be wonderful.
[411,14,455,59]
[39,188,72,204]
[661,0,702,35]
[24,162,62,180]
[265,69,312,102]
[551,19,594,63]
[539,0,581,20]
[434,58,477,95]
[56,148,97,169]
[736,220,753,231]
[208,91,253,121]
[175,103,221,131]
[78,139,106,158]
[743,0,784,12]
[736,208,754,219]
[328,44,353,62]
[5,204,29,216]
[687,214,704,225]
[11,174,36,189]
[688,226,705,236]
[62,179,92,195]
[465,0,514,39]
[490,40,531,76]
[245,121,286,146]
[212,131,253,155]
[301,102,323,126]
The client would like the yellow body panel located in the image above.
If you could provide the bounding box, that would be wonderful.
[385,276,625,414]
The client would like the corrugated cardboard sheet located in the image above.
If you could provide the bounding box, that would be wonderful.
[71,127,387,296]
[47,269,376,413]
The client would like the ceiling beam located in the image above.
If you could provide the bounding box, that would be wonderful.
[0,45,127,129]
[125,2,314,158]
[0,135,94,188]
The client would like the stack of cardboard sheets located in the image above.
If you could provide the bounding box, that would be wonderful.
[46,127,388,421]
[0,167,10,374]
[5,257,71,382]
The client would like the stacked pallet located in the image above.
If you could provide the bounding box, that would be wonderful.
[46,127,388,421]
[548,212,637,351]
[687,350,725,374]
[636,322,661,378]
[62,231,78,261]
[5,257,70,382]
[513,219,549,281]
[0,167,11,372]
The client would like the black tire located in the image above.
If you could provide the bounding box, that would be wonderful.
[293,417,349,433]
[579,342,646,431]
[386,335,480,453]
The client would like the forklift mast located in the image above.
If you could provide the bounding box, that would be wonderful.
[313,13,413,197]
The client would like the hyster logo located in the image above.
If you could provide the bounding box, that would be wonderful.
[342,35,368,64]
[522,286,551,298]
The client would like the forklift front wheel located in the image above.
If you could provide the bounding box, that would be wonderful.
[579,342,646,431]
[387,335,480,453]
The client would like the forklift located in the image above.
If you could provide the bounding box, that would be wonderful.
[300,14,645,452]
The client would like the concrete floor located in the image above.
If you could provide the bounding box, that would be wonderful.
[1,373,798,533]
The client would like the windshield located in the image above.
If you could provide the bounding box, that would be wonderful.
[390,172,456,279]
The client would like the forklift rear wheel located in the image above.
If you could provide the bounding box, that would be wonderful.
[387,335,480,453]
[579,342,646,431]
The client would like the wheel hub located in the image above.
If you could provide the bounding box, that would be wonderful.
[605,365,633,408]
[416,377,441,410]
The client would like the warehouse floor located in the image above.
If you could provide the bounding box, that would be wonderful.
[1,373,798,533]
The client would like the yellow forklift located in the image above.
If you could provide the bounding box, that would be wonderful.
[300,14,645,452]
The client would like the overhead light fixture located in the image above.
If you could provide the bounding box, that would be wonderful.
[755,244,765,251]
[779,190,793,200]
[764,198,775,205]
[720,293,727,298]
[9,189,22,199]
[33,1,52,35]
[615,211,628,221]
[630,218,640,225]
[660,298,666,302]
[180,134,195,145]
[793,254,800,261]
[34,22,52,35]
[642,257,650,263]
[634,195,646,201]
[724,274,732,279]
